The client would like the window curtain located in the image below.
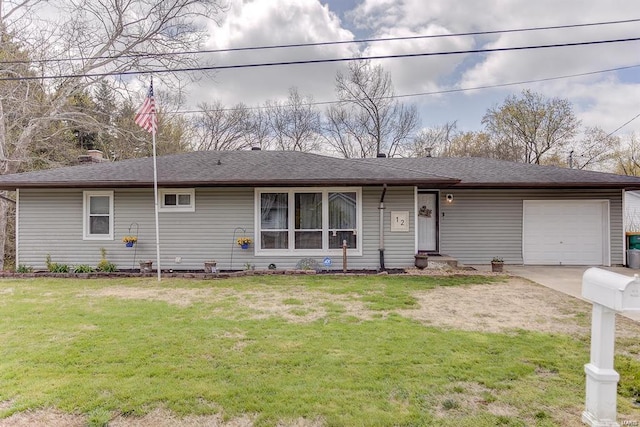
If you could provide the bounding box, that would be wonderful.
[295,193,322,229]
[261,193,288,229]
[260,193,288,249]
[295,193,322,249]
[329,192,356,229]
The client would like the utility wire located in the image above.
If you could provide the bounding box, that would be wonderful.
[2,17,639,66]
[607,112,640,136]
[2,37,639,82]
[171,64,640,114]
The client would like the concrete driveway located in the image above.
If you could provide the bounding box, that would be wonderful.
[476,265,640,322]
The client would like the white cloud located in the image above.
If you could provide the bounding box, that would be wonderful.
[192,0,356,107]
[347,0,640,134]
[183,0,640,136]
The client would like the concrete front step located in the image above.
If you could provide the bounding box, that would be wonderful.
[421,254,459,268]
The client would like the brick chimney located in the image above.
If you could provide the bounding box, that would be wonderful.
[87,150,104,160]
[77,150,107,164]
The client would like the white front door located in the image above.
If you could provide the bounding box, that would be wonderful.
[417,193,438,252]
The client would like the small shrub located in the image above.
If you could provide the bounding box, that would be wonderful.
[96,260,117,272]
[295,258,320,271]
[16,264,33,273]
[45,254,69,273]
[74,265,94,273]
[96,248,117,272]
[49,263,70,273]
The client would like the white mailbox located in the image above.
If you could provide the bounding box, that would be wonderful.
[582,268,640,312]
[581,268,640,427]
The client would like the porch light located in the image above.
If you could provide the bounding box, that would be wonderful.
[446,194,454,203]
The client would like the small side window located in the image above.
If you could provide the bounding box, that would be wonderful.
[159,189,195,212]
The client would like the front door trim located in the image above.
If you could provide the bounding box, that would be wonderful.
[415,189,440,254]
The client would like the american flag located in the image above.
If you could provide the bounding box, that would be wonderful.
[135,80,157,133]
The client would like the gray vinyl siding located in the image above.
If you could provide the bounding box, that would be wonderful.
[17,188,255,271]
[17,187,623,270]
[365,186,415,269]
[17,186,415,271]
[439,189,624,266]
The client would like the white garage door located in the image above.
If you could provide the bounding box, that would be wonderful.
[523,200,609,265]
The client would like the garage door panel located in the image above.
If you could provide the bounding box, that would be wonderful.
[523,200,608,265]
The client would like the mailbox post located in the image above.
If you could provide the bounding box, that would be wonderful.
[581,268,640,427]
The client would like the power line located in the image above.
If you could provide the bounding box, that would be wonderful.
[2,17,639,66]
[170,64,640,114]
[2,37,639,82]
[607,112,640,136]
[394,64,640,100]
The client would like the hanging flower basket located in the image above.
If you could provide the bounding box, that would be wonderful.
[237,237,252,250]
[122,235,138,247]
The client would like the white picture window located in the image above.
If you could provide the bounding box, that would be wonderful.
[83,191,114,240]
[256,188,361,255]
[159,189,195,212]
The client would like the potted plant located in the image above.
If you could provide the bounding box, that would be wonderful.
[491,257,504,272]
[139,260,153,272]
[204,260,217,273]
[236,236,252,250]
[414,253,429,269]
[122,235,138,247]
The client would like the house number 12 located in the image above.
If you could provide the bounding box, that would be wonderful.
[391,211,410,232]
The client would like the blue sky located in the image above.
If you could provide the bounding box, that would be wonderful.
[194,0,640,144]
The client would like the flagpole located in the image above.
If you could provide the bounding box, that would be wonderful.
[135,76,161,281]
[152,127,161,282]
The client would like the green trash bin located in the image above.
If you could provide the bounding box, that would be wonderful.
[629,234,640,250]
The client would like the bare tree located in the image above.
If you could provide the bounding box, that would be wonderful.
[406,122,458,157]
[482,90,580,164]
[192,101,253,151]
[244,108,272,150]
[566,127,619,170]
[324,104,361,158]
[447,131,493,158]
[612,133,640,176]
[0,0,226,268]
[326,59,418,158]
[265,87,321,152]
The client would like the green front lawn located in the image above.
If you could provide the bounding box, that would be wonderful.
[0,275,638,426]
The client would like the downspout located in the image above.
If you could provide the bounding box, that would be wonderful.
[379,184,387,271]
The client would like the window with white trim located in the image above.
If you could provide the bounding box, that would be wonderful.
[83,191,113,240]
[256,188,361,254]
[159,189,195,212]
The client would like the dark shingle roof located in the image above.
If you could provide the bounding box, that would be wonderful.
[0,151,457,189]
[355,157,640,189]
[0,151,639,190]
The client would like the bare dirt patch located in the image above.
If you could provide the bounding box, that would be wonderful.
[0,409,86,427]
[78,277,640,338]
[0,409,325,427]
[406,278,589,335]
[109,409,256,427]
